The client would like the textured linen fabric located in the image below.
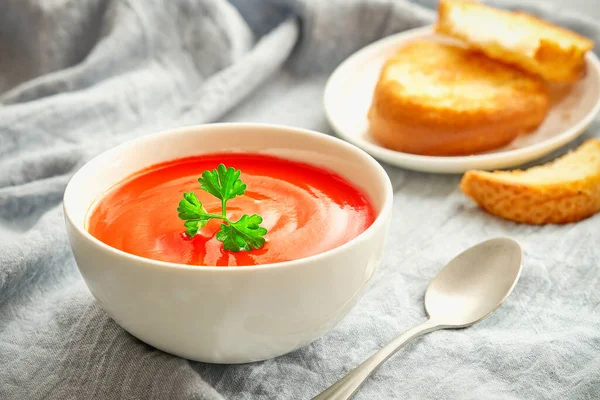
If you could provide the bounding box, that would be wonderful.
[1,0,599,399]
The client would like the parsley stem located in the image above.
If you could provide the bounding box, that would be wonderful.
[189,213,233,224]
[199,213,227,220]
[221,200,227,218]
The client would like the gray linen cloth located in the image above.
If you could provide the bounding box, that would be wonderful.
[1,0,599,398]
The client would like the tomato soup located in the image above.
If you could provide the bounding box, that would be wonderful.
[87,153,376,266]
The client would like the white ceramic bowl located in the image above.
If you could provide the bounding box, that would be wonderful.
[64,123,393,364]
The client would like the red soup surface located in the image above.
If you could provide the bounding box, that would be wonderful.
[88,153,376,266]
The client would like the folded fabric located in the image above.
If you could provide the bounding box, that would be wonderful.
[1,0,599,399]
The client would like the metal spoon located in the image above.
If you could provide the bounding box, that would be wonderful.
[312,237,522,400]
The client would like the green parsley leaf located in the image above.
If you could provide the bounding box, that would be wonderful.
[216,214,267,252]
[184,220,205,237]
[198,164,247,202]
[177,192,207,220]
[177,192,210,237]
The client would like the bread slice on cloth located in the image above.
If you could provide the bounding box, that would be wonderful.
[461,139,600,224]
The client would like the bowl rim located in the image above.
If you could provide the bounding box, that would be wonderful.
[63,122,394,272]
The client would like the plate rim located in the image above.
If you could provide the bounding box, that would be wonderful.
[323,25,600,173]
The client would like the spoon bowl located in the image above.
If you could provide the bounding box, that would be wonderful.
[425,237,523,327]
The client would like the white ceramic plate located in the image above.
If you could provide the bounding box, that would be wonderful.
[324,25,600,174]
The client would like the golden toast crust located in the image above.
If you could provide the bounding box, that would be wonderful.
[461,139,600,224]
[436,0,594,83]
[368,41,549,156]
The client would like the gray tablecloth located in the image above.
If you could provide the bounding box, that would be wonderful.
[1,0,599,399]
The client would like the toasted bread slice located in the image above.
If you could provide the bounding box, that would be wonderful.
[436,0,594,83]
[368,41,549,156]
[461,139,600,224]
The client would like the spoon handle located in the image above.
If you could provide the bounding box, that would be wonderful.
[312,319,440,400]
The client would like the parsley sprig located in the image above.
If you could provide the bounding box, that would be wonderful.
[177,164,267,252]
